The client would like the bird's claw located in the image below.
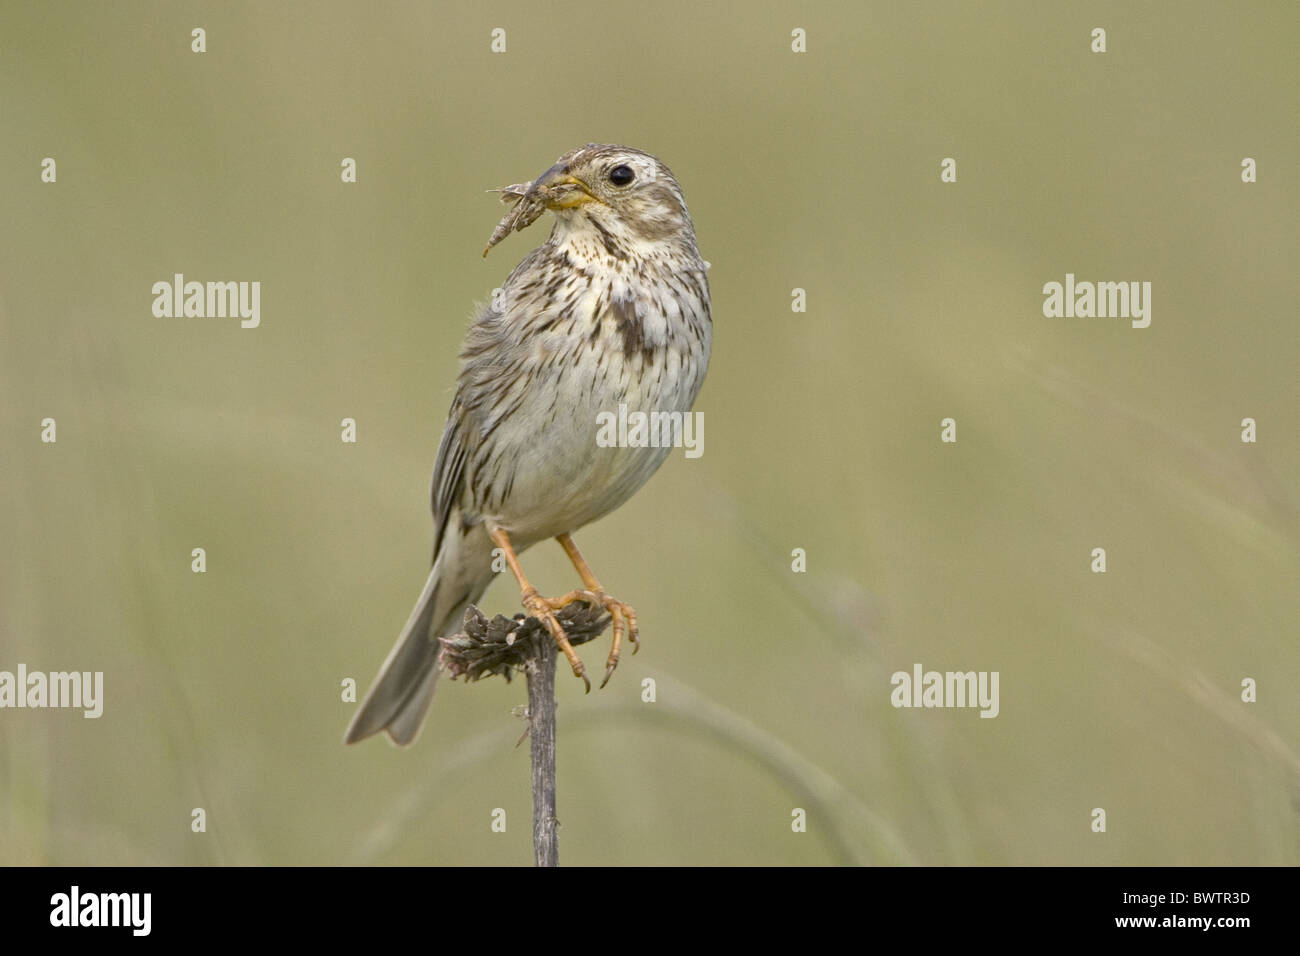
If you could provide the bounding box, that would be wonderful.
[520,587,637,691]
[521,589,590,690]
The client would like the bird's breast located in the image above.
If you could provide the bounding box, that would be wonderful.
[482,248,710,540]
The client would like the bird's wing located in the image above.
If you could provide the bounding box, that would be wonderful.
[427,287,520,564]
[429,402,468,565]
[429,251,553,562]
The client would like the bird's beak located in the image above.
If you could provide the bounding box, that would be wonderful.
[528,163,599,210]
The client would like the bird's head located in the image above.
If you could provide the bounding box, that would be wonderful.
[483,144,697,258]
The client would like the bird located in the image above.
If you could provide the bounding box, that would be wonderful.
[345,144,712,746]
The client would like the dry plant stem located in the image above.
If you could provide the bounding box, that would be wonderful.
[438,602,610,866]
[526,635,559,867]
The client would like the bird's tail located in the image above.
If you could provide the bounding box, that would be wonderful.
[344,524,492,746]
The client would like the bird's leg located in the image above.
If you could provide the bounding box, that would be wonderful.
[556,533,639,689]
[488,527,591,692]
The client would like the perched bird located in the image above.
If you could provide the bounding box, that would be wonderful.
[345,144,712,746]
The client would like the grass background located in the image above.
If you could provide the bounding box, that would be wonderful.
[2,1,1297,865]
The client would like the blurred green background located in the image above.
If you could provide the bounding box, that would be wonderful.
[2,1,1297,865]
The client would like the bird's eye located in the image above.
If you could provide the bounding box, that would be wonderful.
[608,164,635,186]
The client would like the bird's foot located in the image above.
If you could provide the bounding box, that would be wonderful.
[521,587,639,690]
[521,588,591,692]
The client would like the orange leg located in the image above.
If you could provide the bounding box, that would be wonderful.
[556,533,639,688]
[489,527,591,691]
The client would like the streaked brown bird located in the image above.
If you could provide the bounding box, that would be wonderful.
[346,144,712,746]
